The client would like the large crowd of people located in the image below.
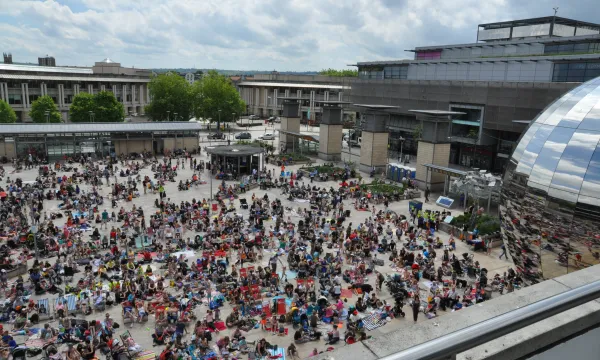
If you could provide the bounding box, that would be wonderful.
[0,149,519,360]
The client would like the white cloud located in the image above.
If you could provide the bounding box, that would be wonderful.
[0,0,596,71]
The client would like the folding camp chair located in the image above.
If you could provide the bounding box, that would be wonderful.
[120,331,156,360]
[37,299,50,321]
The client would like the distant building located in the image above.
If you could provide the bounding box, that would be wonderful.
[0,56,151,122]
[38,56,56,67]
[3,53,12,65]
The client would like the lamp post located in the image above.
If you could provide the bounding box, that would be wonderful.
[167,111,170,121]
[89,111,94,123]
[44,111,49,123]
[174,113,178,122]
[398,136,405,163]
[218,109,222,135]
[231,113,235,141]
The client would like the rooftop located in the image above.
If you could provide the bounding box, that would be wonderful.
[409,110,467,116]
[0,122,202,135]
[478,16,600,31]
[205,144,265,157]
[0,63,93,74]
[238,81,350,90]
[353,104,398,110]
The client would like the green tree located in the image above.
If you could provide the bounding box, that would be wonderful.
[29,95,61,123]
[95,91,125,122]
[145,72,192,121]
[69,92,96,123]
[191,70,245,132]
[0,100,17,123]
[69,91,124,122]
[319,68,358,77]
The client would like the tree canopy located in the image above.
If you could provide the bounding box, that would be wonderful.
[319,68,358,77]
[0,100,17,123]
[145,72,192,121]
[69,91,124,122]
[191,70,245,130]
[29,95,62,123]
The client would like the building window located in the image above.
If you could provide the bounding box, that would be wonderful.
[552,61,600,82]
[358,66,384,79]
[415,51,442,60]
[384,66,408,79]
[545,41,600,55]
[8,94,22,105]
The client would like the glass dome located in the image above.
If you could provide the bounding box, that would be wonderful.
[500,76,600,285]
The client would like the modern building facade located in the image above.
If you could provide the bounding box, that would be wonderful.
[353,16,600,173]
[237,74,354,124]
[0,122,201,161]
[0,57,151,122]
[500,76,600,284]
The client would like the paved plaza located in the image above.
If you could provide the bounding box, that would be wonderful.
[8,140,513,359]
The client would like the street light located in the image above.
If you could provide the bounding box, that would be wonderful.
[89,111,94,123]
[398,136,405,163]
[44,111,49,123]
[174,112,178,122]
[167,110,170,121]
[231,113,235,141]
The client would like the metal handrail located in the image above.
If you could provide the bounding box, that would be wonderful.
[379,281,600,360]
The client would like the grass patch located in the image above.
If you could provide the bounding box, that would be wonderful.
[236,140,275,153]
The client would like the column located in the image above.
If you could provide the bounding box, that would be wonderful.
[273,89,278,110]
[146,84,150,104]
[279,99,301,152]
[40,83,45,97]
[24,83,30,108]
[338,92,343,101]
[57,84,64,107]
[139,85,145,115]
[88,84,93,94]
[284,89,290,98]
[122,85,127,104]
[318,104,344,161]
[74,84,80,95]
[0,82,4,102]
[21,84,26,109]
[101,85,106,92]
[310,91,315,120]
[112,85,117,95]
[44,83,48,96]
[263,88,268,107]
[359,112,389,173]
[131,84,136,104]
[325,91,329,101]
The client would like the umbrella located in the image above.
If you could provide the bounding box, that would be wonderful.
[0,192,7,198]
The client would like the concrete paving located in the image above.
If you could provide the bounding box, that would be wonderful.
[5,139,513,359]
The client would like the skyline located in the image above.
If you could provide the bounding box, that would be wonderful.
[0,0,598,71]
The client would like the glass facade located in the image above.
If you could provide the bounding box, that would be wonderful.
[545,41,600,55]
[384,66,409,79]
[552,61,600,82]
[500,77,600,285]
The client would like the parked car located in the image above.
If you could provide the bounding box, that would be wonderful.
[207,133,225,140]
[235,132,252,140]
[274,117,281,123]
[248,115,260,120]
[258,132,275,140]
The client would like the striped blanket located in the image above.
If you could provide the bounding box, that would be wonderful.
[362,313,387,331]
[268,347,286,359]
[133,350,157,360]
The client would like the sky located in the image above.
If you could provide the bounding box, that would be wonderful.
[0,0,598,71]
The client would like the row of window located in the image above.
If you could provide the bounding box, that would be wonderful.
[544,41,600,55]
[416,51,442,60]
[6,94,131,105]
[359,66,409,80]
[552,62,600,82]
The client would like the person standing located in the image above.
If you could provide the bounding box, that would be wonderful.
[425,187,430,202]
[411,295,420,324]
[499,244,507,259]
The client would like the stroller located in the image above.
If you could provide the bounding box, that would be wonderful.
[240,198,249,210]
[11,347,27,360]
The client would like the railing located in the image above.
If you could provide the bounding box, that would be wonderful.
[380,281,600,360]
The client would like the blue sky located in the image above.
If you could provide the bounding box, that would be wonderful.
[0,0,597,71]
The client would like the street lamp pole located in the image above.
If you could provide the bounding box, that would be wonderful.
[231,113,235,141]
[45,111,49,123]
[167,111,170,121]
[218,109,222,134]
[89,111,94,123]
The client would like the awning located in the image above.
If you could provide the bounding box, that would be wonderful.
[422,163,468,177]
[278,130,319,142]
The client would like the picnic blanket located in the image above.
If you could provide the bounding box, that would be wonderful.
[25,334,58,349]
[214,321,227,331]
[268,347,286,359]
[362,313,387,331]
[340,289,353,299]
[133,350,157,360]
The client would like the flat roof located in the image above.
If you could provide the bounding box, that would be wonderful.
[409,110,466,116]
[356,52,600,67]
[315,100,353,105]
[205,145,264,157]
[422,163,468,177]
[0,122,202,135]
[0,74,149,83]
[479,16,600,30]
[0,63,93,74]
[411,33,600,52]
[353,104,398,110]
[278,130,319,142]
[238,81,350,90]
